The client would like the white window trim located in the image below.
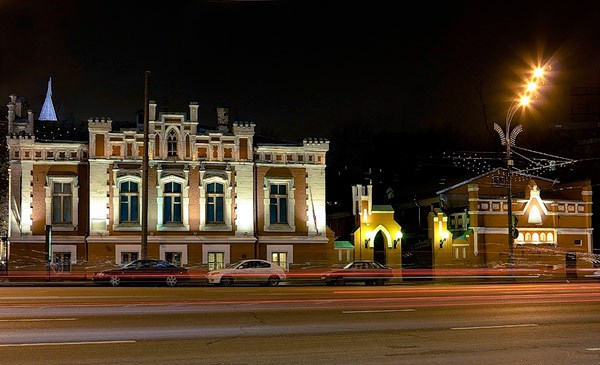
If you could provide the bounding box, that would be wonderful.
[202,244,231,266]
[164,126,181,159]
[52,244,77,264]
[159,244,188,265]
[199,176,232,231]
[112,175,142,231]
[45,176,79,231]
[115,244,141,265]
[157,175,190,231]
[263,177,295,232]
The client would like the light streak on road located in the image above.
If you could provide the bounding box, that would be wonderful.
[451,324,538,330]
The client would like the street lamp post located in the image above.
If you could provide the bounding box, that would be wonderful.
[494,65,549,269]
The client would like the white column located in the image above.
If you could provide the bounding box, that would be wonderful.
[306,165,327,236]
[89,161,110,234]
[234,164,254,236]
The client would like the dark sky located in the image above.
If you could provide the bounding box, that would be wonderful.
[1,0,599,146]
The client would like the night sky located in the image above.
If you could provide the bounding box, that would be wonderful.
[2,1,600,203]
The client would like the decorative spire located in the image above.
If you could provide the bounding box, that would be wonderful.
[39,77,58,121]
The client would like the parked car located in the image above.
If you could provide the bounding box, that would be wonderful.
[92,259,190,287]
[321,260,393,286]
[206,259,287,286]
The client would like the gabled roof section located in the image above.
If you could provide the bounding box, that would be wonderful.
[39,77,58,122]
[435,167,558,195]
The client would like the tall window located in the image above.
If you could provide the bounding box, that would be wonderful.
[208,252,224,271]
[52,182,72,224]
[164,182,182,223]
[119,181,139,223]
[206,182,224,223]
[269,184,287,224]
[167,130,178,157]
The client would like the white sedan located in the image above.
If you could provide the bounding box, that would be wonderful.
[207,259,287,286]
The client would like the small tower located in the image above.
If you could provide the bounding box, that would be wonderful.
[216,107,230,133]
[39,77,58,122]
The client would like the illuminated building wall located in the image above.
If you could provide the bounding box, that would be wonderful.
[430,168,594,277]
[5,94,334,272]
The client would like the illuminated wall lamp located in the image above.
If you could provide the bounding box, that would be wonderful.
[439,231,450,248]
[393,231,403,249]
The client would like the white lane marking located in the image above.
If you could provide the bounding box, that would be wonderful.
[0,340,136,347]
[0,318,77,322]
[451,324,538,330]
[586,348,600,351]
[342,309,416,314]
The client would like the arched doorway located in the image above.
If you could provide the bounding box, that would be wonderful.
[373,231,386,266]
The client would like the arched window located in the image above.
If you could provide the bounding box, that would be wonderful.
[525,233,531,242]
[167,130,178,157]
[163,182,182,223]
[532,233,539,242]
[206,182,224,223]
[154,134,160,157]
[547,232,554,242]
[185,134,190,158]
[540,233,546,242]
[119,181,139,223]
[517,232,524,242]
[528,205,542,224]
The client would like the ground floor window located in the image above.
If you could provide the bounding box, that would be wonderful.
[272,252,288,270]
[165,252,182,266]
[52,252,71,272]
[121,252,139,265]
[208,252,225,271]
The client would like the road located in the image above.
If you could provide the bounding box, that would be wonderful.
[0,282,599,364]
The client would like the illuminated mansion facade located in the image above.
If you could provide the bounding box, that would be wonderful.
[6,93,334,272]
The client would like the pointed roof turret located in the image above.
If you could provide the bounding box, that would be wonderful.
[39,77,58,121]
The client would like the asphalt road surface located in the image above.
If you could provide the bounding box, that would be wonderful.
[0,282,599,364]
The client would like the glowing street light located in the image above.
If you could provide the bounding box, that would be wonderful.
[493,63,551,268]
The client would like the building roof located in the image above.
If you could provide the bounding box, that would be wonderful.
[39,77,58,122]
[334,241,354,249]
[435,167,558,195]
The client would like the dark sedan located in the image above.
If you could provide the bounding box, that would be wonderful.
[321,260,393,286]
[92,259,189,287]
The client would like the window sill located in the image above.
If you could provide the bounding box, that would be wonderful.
[51,224,76,232]
[158,223,189,231]
[264,223,295,233]
[203,223,232,232]
[114,224,142,232]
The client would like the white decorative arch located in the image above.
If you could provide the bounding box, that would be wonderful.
[112,175,142,231]
[369,224,393,248]
[199,174,232,231]
[164,126,181,158]
[157,174,189,231]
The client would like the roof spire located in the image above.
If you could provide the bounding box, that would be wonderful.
[39,77,58,121]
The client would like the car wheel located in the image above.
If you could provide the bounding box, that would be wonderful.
[221,277,233,286]
[109,276,121,287]
[166,276,178,287]
[375,279,385,286]
[266,275,280,286]
[336,277,345,286]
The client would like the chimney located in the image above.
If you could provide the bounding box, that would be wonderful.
[189,102,198,122]
[7,101,15,124]
[149,100,157,121]
[216,107,230,133]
